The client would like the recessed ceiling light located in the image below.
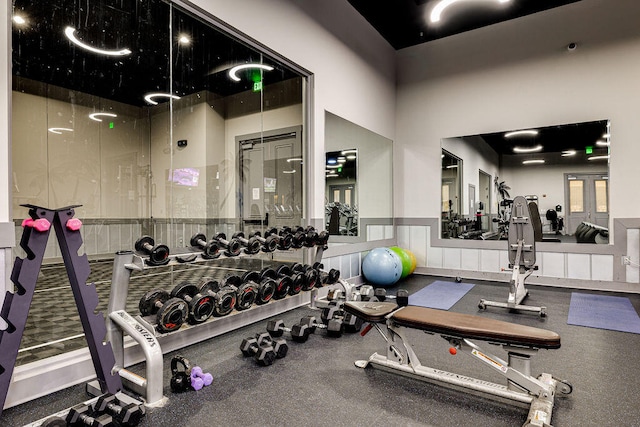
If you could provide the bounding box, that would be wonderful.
[341,149,357,155]
[13,15,27,25]
[228,64,274,82]
[144,93,181,105]
[513,145,543,153]
[588,155,610,161]
[522,159,545,165]
[596,140,610,147]
[89,112,118,122]
[346,154,356,160]
[504,129,538,138]
[64,27,131,56]
[326,173,339,178]
[561,150,576,157]
[327,158,337,165]
[326,164,341,169]
[48,127,74,134]
[430,0,510,23]
[178,34,191,45]
[287,157,303,163]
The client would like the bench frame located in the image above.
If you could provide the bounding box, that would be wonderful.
[353,308,571,427]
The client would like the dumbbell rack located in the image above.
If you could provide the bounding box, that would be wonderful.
[92,239,329,406]
[0,205,122,417]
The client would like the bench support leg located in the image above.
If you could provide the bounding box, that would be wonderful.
[355,324,571,427]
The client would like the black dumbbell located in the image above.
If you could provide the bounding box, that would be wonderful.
[300,314,343,338]
[138,289,188,333]
[212,232,242,257]
[197,278,237,316]
[94,394,145,427]
[264,227,293,250]
[255,332,288,359]
[288,226,306,248]
[170,282,215,324]
[371,288,410,306]
[248,230,278,252]
[302,226,319,247]
[66,404,113,427]
[313,262,340,285]
[275,265,304,295]
[291,263,320,291]
[134,235,169,266]
[343,312,365,333]
[241,271,276,305]
[189,233,220,259]
[260,267,292,300]
[231,231,261,255]
[239,337,276,366]
[41,417,67,427]
[266,319,310,343]
[223,275,257,310]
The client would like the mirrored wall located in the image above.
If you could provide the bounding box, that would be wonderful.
[325,112,393,243]
[10,0,307,364]
[441,120,610,244]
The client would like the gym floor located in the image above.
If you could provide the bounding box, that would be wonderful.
[4,274,640,426]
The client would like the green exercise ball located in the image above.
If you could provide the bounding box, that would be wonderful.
[390,246,412,279]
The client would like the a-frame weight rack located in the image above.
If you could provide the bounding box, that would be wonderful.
[0,205,122,416]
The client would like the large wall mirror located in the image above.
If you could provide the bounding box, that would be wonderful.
[325,112,393,243]
[10,0,306,364]
[441,120,610,244]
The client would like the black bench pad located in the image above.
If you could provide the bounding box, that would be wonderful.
[344,301,561,350]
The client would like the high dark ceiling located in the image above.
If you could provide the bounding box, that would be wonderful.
[348,0,582,50]
[477,120,610,166]
[11,0,300,108]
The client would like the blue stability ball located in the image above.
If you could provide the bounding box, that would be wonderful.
[362,247,402,287]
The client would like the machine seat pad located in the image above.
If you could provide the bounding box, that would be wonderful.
[344,301,560,349]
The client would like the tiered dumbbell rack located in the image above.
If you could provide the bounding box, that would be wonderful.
[91,234,330,405]
[0,205,122,417]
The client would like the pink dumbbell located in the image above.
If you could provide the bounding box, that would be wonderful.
[21,218,51,232]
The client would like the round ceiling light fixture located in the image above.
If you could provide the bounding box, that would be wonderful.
[228,64,274,82]
[430,0,510,23]
[64,27,131,56]
[144,93,181,105]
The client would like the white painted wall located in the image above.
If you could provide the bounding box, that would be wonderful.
[395,0,640,224]
[187,0,397,220]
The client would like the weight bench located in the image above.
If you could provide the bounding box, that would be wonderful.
[479,195,547,316]
[344,301,571,427]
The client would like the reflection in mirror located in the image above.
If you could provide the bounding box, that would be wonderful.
[441,120,610,244]
[325,149,358,236]
[10,0,305,365]
[325,112,393,242]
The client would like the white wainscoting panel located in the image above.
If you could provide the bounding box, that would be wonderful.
[567,253,591,280]
[540,252,565,278]
[591,254,614,281]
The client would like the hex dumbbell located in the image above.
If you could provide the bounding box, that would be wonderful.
[94,394,144,427]
[248,230,278,252]
[138,289,188,333]
[239,337,276,366]
[266,319,311,343]
[231,231,261,255]
[241,271,277,305]
[190,366,213,391]
[66,404,113,427]
[134,235,170,266]
[255,332,288,359]
[197,278,237,317]
[189,233,220,259]
[212,232,242,257]
[300,314,343,338]
[260,267,292,300]
[170,282,215,324]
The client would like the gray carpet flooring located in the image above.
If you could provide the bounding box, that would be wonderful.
[4,275,640,427]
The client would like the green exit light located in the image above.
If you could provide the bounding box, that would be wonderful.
[585,146,593,154]
[337,167,342,173]
[253,81,263,92]
[109,122,114,129]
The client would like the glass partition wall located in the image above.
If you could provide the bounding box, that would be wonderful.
[10,0,306,364]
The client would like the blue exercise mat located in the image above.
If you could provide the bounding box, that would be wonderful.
[567,293,640,334]
[408,281,475,310]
